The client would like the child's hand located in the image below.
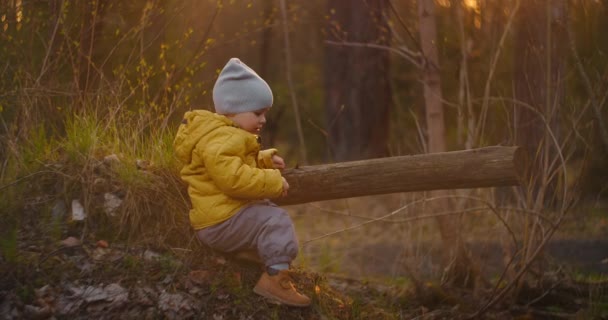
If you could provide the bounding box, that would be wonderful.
[281,177,290,197]
[272,155,286,170]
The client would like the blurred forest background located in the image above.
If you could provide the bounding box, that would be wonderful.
[1,0,608,317]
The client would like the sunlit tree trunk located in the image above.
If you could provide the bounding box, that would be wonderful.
[325,0,392,161]
[418,0,476,287]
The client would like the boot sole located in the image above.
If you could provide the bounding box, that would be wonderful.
[253,286,311,307]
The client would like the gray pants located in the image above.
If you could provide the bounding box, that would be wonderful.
[196,202,299,267]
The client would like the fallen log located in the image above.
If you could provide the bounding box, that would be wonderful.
[275,146,526,206]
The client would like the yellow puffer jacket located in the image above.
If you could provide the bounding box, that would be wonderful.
[173,109,284,230]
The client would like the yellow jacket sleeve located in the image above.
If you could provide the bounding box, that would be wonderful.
[203,134,283,199]
[257,148,278,169]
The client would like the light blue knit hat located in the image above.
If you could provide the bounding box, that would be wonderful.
[212,58,273,115]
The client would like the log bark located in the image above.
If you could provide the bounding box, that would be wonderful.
[275,146,526,206]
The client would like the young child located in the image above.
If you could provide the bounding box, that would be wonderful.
[173,58,311,307]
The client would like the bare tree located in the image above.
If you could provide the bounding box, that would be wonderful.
[417,0,477,287]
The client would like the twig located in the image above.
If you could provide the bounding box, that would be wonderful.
[524,272,563,307]
[474,0,521,147]
[325,40,423,69]
[36,0,63,85]
[388,0,424,54]
[409,108,428,153]
[566,13,608,151]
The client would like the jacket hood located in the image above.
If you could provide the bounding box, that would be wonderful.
[173,109,233,164]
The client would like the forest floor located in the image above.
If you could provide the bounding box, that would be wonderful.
[1,218,607,319]
[1,180,607,319]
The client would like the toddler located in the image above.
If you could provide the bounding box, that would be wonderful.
[174,58,310,307]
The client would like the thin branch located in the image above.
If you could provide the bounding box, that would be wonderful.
[474,0,521,146]
[524,271,563,307]
[325,40,423,69]
[388,0,424,54]
[409,108,428,153]
[36,0,64,85]
[566,13,608,151]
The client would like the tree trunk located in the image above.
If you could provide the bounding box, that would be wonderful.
[417,0,474,287]
[325,0,392,161]
[276,146,525,206]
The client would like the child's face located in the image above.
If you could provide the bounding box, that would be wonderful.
[228,107,270,134]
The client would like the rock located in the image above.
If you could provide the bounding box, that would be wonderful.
[144,250,161,261]
[103,193,122,216]
[71,199,86,221]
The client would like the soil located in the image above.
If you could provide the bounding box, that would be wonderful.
[1,230,607,319]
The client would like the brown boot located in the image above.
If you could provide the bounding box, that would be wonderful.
[253,270,311,307]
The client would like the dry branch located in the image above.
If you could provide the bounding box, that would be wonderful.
[276,146,526,206]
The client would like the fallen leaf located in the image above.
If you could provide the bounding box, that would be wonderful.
[23,304,52,319]
[61,237,81,247]
[232,272,242,287]
[133,286,157,306]
[188,270,213,285]
[90,247,110,261]
[158,291,199,318]
[143,249,161,261]
[35,285,54,298]
[81,286,108,303]
[96,240,109,248]
[104,283,128,308]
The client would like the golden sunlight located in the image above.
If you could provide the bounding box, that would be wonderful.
[438,0,477,9]
[464,0,478,9]
[15,0,23,23]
